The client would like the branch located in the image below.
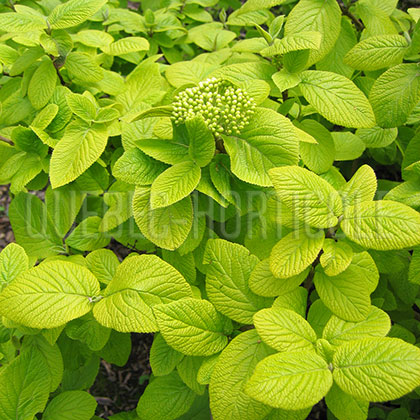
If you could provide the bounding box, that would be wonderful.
[337,0,364,31]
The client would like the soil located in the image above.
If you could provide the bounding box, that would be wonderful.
[91,334,154,418]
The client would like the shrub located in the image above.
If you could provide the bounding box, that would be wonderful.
[0,0,420,419]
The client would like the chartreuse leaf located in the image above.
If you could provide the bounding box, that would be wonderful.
[133,186,193,250]
[0,261,100,329]
[254,308,317,352]
[0,351,51,420]
[150,161,201,209]
[344,35,408,71]
[66,313,111,352]
[340,164,377,208]
[137,371,196,420]
[209,330,275,420]
[332,132,365,161]
[322,306,391,346]
[369,64,420,128]
[65,52,104,83]
[0,243,28,291]
[42,391,97,420]
[314,252,379,321]
[223,108,299,186]
[0,11,46,32]
[342,200,420,250]
[187,116,215,167]
[149,333,184,377]
[356,125,398,148]
[9,191,64,259]
[50,120,108,188]
[66,92,97,121]
[297,119,335,174]
[284,0,341,65]
[66,216,110,251]
[333,337,420,401]
[177,356,206,395]
[21,334,63,392]
[246,350,333,410]
[203,239,272,323]
[85,249,119,285]
[269,166,342,229]
[48,0,107,29]
[261,31,322,56]
[320,239,353,276]
[113,149,168,186]
[299,71,376,128]
[249,259,309,297]
[270,229,324,279]
[103,37,149,55]
[93,255,192,333]
[154,298,230,356]
[28,60,57,110]
[325,383,368,420]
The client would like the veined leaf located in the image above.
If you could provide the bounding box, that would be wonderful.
[113,148,168,186]
[356,126,398,148]
[203,239,272,323]
[93,254,192,332]
[249,259,309,297]
[246,350,333,410]
[333,337,420,401]
[50,120,108,188]
[28,60,57,110]
[66,92,97,122]
[154,298,230,356]
[0,351,50,420]
[136,372,196,420]
[322,306,391,346]
[340,164,377,208]
[314,252,379,321]
[254,308,317,352]
[0,261,100,329]
[149,333,184,377]
[270,229,324,278]
[42,391,97,420]
[284,0,341,65]
[261,31,322,56]
[187,116,215,167]
[344,34,408,71]
[209,330,275,420]
[0,12,47,32]
[133,186,193,250]
[85,249,119,285]
[325,383,368,420]
[65,52,104,83]
[269,166,343,229]
[223,108,299,186]
[0,243,29,291]
[103,37,149,55]
[299,70,376,128]
[320,239,353,276]
[9,192,63,259]
[297,119,335,174]
[150,161,201,209]
[369,63,420,128]
[342,200,420,250]
[48,0,107,29]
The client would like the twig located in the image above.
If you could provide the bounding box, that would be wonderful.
[337,0,364,31]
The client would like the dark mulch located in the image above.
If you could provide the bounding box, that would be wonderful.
[91,334,154,418]
[0,185,13,250]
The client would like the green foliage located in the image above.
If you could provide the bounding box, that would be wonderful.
[0,0,420,419]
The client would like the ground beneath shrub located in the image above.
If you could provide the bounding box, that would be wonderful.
[91,334,153,418]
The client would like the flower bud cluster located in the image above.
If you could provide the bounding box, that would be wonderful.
[172,78,256,136]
